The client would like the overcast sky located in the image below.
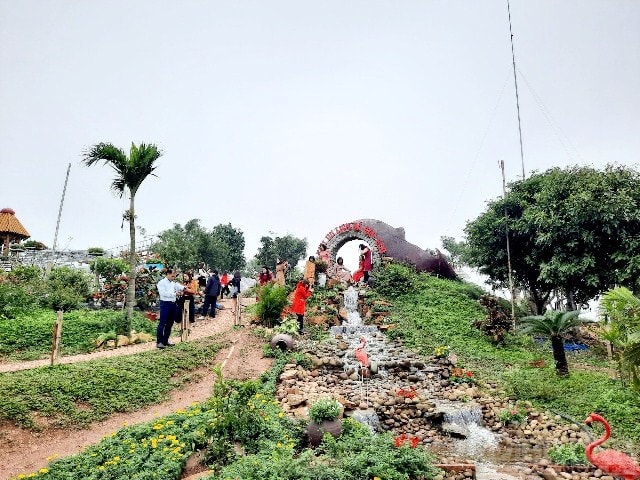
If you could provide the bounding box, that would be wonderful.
[1,1,638,270]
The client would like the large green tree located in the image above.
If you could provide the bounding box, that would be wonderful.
[152,219,245,272]
[465,165,640,313]
[254,234,308,271]
[83,142,162,332]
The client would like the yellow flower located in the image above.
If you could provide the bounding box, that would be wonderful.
[39,468,49,474]
[278,412,284,418]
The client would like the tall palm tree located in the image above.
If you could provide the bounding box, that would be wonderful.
[520,310,584,376]
[83,142,162,332]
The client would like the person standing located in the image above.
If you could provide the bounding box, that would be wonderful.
[359,244,372,283]
[303,256,316,286]
[292,279,313,335]
[156,268,185,349]
[275,259,288,287]
[177,272,198,325]
[202,269,221,318]
[229,271,242,323]
[219,271,230,298]
[259,266,273,285]
[196,262,208,289]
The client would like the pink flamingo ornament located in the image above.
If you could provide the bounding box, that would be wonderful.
[354,337,370,375]
[584,413,640,480]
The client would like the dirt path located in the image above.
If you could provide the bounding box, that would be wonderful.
[0,299,272,480]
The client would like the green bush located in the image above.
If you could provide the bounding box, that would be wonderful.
[374,263,417,298]
[309,397,342,423]
[547,442,587,466]
[252,283,289,328]
[41,267,92,311]
[0,282,38,319]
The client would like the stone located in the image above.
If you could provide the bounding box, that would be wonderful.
[286,394,307,407]
[116,335,129,346]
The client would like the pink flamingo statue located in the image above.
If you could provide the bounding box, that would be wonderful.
[584,413,640,480]
[354,337,370,406]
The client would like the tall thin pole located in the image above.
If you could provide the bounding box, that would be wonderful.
[507,0,526,180]
[500,160,516,323]
[48,163,71,273]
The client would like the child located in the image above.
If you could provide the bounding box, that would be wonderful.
[292,279,313,335]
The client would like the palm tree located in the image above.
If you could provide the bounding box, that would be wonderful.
[520,310,584,376]
[83,142,162,332]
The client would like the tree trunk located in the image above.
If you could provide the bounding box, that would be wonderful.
[530,289,546,315]
[125,192,137,333]
[551,335,569,376]
[566,291,577,311]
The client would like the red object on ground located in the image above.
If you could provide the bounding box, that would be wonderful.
[145,312,158,321]
[584,413,640,479]
[397,386,417,399]
[354,337,370,369]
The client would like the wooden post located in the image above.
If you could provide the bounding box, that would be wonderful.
[50,310,63,366]
[235,293,242,326]
[181,301,189,342]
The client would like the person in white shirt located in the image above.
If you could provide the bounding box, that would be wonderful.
[156,268,185,349]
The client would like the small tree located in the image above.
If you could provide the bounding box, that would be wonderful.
[83,142,162,333]
[520,310,584,376]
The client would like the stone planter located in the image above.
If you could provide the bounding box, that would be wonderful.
[306,419,342,447]
[270,333,295,352]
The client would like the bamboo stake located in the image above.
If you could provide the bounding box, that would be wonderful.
[50,310,63,365]
[181,301,189,342]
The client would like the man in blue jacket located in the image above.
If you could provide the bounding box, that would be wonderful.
[202,269,220,318]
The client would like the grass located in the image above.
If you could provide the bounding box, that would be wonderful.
[379,264,640,452]
[0,309,158,360]
[0,337,223,429]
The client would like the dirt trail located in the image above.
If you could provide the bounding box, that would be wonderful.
[0,299,272,480]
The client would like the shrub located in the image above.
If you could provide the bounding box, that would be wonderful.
[547,442,588,466]
[309,397,341,424]
[374,263,417,298]
[42,267,91,311]
[498,405,527,424]
[87,247,105,255]
[252,283,288,328]
[474,294,513,344]
[0,282,38,319]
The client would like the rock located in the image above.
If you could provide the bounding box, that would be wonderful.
[593,469,602,478]
[286,394,307,407]
[280,370,298,381]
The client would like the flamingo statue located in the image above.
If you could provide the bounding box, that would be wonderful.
[584,413,640,480]
[354,337,370,375]
[354,337,370,406]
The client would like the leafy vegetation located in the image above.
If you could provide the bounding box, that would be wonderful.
[376,263,640,450]
[547,442,588,466]
[250,283,289,328]
[464,165,640,313]
[152,219,246,271]
[0,337,222,429]
[599,287,640,390]
[0,309,157,360]
[308,397,342,423]
[254,234,308,272]
[520,310,586,376]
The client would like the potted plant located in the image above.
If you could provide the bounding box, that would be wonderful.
[315,260,328,287]
[306,397,343,447]
[88,247,105,256]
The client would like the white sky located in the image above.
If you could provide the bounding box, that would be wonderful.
[1,1,638,270]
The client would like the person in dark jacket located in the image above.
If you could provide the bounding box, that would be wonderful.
[202,269,220,318]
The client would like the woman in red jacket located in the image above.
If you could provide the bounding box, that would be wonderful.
[292,279,313,335]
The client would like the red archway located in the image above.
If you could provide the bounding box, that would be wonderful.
[319,221,388,267]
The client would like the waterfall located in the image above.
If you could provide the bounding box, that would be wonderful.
[343,286,362,326]
[443,406,498,458]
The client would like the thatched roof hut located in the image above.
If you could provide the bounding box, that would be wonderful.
[0,208,30,255]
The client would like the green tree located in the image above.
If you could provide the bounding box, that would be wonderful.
[152,220,245,272]
[211,223,246,272]
[83,142,162,332]
[254,234,308,271]
[520,310,585,376]
[464,165,640,313]
[440,236,469,269]
[42,266,92,311]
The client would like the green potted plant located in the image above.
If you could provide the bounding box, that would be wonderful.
[306,397,342,446]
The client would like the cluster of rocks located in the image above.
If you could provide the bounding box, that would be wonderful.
[274,330,602,479]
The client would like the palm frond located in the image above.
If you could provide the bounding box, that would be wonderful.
[83,143,127,168]
[520,310,582,337]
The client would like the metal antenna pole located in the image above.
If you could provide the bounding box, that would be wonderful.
[500,160,516,324]
[507,0,526,180]
[48,163,71,273]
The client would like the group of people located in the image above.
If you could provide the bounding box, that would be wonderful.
[155,267,242,349]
